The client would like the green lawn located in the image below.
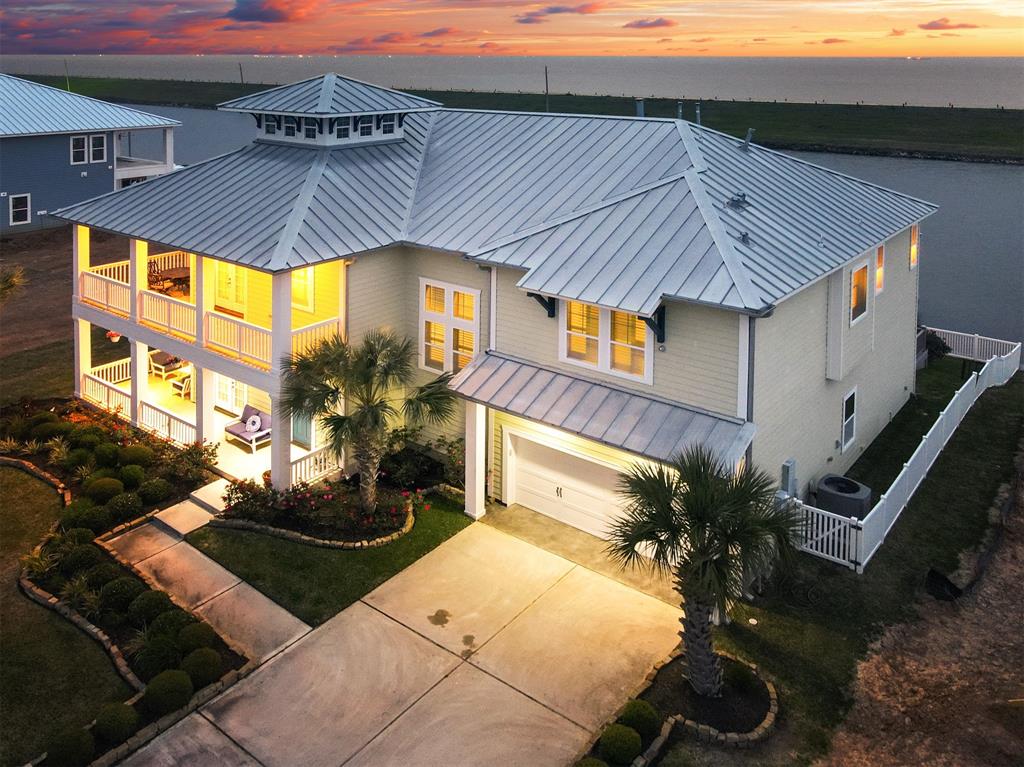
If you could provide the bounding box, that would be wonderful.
[0,468,132,765]
[695,363,1024,765]
[15,75,1023,161]
[187,494,472,626]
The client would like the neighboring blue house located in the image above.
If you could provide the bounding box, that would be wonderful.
[0,75,179,233]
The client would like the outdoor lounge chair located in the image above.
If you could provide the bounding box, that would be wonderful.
[148,350,186,379]
[224,404,272,454]
[147,261,173,293]
[170,371,192,400]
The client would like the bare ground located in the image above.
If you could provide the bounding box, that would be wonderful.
[0,225,129,357]
[819,468,1024,767]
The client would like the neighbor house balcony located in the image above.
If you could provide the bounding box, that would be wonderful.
[113,127,175,185]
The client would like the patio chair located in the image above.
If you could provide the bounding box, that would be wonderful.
[148,350,186,380]
[224,404,272,454]
[147,261,173,293]
[170,371,192,400]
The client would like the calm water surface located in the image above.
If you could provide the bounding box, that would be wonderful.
[128,105,1023,343]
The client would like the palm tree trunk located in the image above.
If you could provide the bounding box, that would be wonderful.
[354,440,383,513]
[677,573,723,697]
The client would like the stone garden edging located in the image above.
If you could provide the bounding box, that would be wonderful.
[0,455,72,505]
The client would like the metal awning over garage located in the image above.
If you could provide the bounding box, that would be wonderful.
[451,352,755,468]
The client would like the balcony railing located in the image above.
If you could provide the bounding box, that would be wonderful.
[290,446,338,485]
[292,318,339,355]
[140,290,196,340]
[139,401,197,445]
[206,312,273,368]
[80,272,130,315]
[82,373,131,414]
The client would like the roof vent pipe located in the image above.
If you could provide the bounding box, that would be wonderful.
[743,127,755,150]
[676,101,683,120]
[695,101,701,125]
[635,98,645,118]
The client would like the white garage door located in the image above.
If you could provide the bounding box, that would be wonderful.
[509,435,625,538]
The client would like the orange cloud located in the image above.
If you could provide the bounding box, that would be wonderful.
[918,18,979,30]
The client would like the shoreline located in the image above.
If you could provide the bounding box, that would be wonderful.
[12,74,1024,164]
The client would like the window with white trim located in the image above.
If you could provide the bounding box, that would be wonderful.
[842,389,857,451]
[381,114,396,135]
[358,116,373,137]
[419,278,479,373]
[909,225,919,269]
[291,266,314,312]
[559,300,653,383]
[264,118,277,135]
[90,134,106,163]
[850,262,868,325]
[284,117,297,137]
[304,118,318,139]
[335,117,350,139]
[70,135,87,164]
[874,245,885,294]
[9,194,31,226]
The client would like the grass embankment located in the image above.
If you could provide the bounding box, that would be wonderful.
[0,468,132,765]
[17,74,1024,162]
[696,359,1024,765]
[187,494,472,626]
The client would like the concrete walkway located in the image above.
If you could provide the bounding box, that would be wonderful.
[125,523,681,767]
[106,499,310,663]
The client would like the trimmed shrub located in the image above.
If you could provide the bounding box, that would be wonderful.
[576,759,609,767]
[62,447,94,471]
[68,424,106,449]
[60,503,111,536]
[107,491,143,524]
[29,411,60,426]
[99,576,146,613]
[31,420,73,441]
[133,636,181,681]
[99,610,127,631]
[128,590,174,627]
[59,544,105,576]
[181,647,222,688]
[93,442,120,467]
[120,464,146,490]
[149,607,194,639]
[139,670,193,718]
[119,444,155,468]
[84,468,120,488]
[177,621,217,653]
[84,561,123,590]
[723,660,761,696]
[44,727,95,767]
[93,702,139,745]
[598,724,642,766]
[617,699,661,743]
[138,478,173,505]
[63,527,96,546]
[86,477,124,504]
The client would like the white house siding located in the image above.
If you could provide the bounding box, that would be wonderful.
[492,268,740,417]
[751,228,918,496]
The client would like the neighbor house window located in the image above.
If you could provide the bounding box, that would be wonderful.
[909,225,919,269]
[70,135,87,164]
[9,194,30,226]
[90,134,106,163]
[419,278,479,373]
[560,300,652,382]
[291,266,314,312]
[850,263,868,325]
[842,389,857,451]
[875,246,885,294]
[335,117,350,139]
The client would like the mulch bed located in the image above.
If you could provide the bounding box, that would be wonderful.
[642,655,770,734]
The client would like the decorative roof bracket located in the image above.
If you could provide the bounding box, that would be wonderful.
[643,305,666,343]
[527,292,557,318]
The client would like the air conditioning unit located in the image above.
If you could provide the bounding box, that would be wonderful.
[814,474,871,519]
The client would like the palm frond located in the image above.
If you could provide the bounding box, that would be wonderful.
[403,373,457,426]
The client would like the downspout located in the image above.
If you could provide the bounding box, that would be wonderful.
[486,265,497,498]
[745,316,756,466]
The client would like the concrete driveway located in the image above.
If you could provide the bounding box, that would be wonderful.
[126,524,681,767]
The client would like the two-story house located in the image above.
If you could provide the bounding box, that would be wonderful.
[53,74,936,538]
[0,74,177,233]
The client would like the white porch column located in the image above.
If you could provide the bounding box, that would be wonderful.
[129,340,149,425]
[129,239,148,321]
[194,365,217,446]
[72,225,90,301]
[194,255,213,347]
[73,319,91,397]
[163,127,175,167]
[269,271,293,489]
[465,401,487,519]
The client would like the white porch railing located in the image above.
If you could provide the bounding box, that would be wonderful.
[82,374,131,414]
[792,329,1021,572]
[88,261,130,283]
[149,250,191,272]
[90,358,132,384]
[140,290,196,339]
[925,327,1021,364]
[80,272,130,315]
[205,312,272,367]
[292,318,339,356]
[139,401,197,445]
[290,446,338,485]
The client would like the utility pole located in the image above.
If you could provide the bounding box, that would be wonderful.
[63,59,71,91]
[239,63,245,85]
[544,66,549,113]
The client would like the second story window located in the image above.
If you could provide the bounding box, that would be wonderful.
[70,135,87,164]
[358,116,373,137]
[335,117,350,139]
[419,278,479,373]
[560,300,652,383]
[284,117,297,137]
[304,119,318,139]
[909,224,919,269]
[381,114,396,135]
[291,267,314,312]
[875,245,885,294]
[850,263,868,325]
[90,134,106,163]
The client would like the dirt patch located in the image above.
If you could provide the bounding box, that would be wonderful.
[818,473,1024,767]
[0,225,129,358]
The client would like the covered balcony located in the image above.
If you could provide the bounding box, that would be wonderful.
[113,127,175,186]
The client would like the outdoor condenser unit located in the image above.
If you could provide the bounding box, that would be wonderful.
[814,474,872,519]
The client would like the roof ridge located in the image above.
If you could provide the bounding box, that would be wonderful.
[316,73,336,113]
[683,167,765,311]
[441,107,679,124]
[268,148,330,270]
[676,121,707,173]
[216,74,325,109]
[400,112,440,240]
[329,73,443,107]
[465,172,690,257]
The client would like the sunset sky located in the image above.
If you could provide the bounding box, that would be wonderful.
[2,1,1021,56]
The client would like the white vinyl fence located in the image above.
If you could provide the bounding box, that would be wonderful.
[793,328,1021,572]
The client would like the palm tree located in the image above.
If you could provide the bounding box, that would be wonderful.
[0,265,27,305]
[280,330,457,512]
[606,446,798,697]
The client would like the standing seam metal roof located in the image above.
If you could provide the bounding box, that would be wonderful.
[0,74,179,137]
